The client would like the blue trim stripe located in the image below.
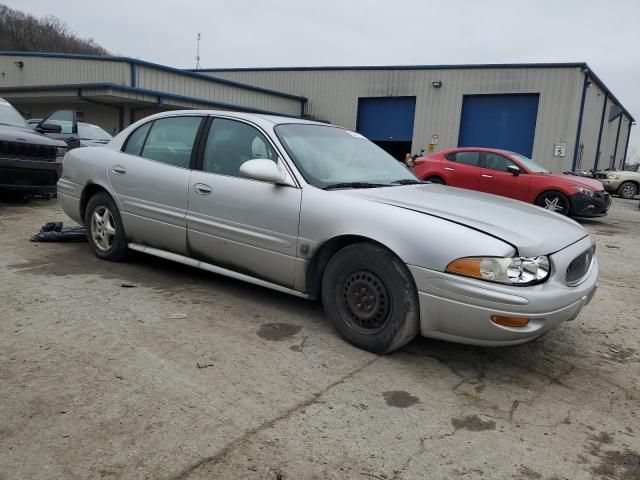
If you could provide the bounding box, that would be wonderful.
[0,51,306,101]
[1,83,302,118]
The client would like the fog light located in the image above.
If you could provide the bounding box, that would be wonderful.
[490,315,529,327]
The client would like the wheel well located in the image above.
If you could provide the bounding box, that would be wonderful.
[425,176,446,184]
[305,235,395,299]
[619,180,639,189]
[79,184,110,222]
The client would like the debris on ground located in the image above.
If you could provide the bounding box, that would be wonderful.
[30,222,87,242]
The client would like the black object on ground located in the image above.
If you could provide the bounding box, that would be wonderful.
[31,222,87,242]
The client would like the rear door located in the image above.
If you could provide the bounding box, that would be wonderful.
[37,110,81,149]
[479,152,530,201]
[108,115,204,255]
[186,117,301,287]
[441,151,482,190]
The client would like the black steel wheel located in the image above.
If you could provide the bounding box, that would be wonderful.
[322,242,420,354]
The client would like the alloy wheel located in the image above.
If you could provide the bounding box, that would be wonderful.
[543,196,564,212]
[90,206,116,251]
[620,183,637,198]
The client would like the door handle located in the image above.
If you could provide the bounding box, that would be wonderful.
[112,165,126,175]
[444,167,455,171]
[193,183,212,195]
[481,174,493,178]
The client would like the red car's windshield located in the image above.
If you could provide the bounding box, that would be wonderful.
[508,152,549,173]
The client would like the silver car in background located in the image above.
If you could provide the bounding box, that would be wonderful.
[57,111,598,353]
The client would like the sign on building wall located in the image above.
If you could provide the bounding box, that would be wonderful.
[553,143,567,157]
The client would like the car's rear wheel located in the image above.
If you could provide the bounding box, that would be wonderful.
[426,176,445,184]
[85,192,127,261]
[321,242,420,354]
[618,181,638,199]
[535,191,571,216]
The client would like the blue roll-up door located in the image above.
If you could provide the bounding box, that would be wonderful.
[458,94,539,157]
[357,97,416,141]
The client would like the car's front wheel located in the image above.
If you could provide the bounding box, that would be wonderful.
[321,242,420,354]
[85,192,128,261]
[618,181,638,199]
[535,191,571,216]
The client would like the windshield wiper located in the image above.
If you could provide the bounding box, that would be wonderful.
[390,179,425,185]
[323,181,388,190]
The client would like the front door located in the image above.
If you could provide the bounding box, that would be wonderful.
[441,150,482,190]
[186,117,301,287]
[108,115,204,255]
[479,152,530,201]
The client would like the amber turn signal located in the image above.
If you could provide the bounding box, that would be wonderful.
[490,315,530,327]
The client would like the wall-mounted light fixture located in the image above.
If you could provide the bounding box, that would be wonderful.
[432,81,442,88]
[14,61,24,69]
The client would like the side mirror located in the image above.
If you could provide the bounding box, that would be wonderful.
[239,159,287,184]
[507,165,521,176]
[37,122,62,134]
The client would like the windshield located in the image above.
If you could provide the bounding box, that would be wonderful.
[508,152,549,173]
[78,123,112,140]
[274,124,417,188]
[0,99,28,128]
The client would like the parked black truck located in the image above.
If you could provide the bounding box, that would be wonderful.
[0,97,67,198]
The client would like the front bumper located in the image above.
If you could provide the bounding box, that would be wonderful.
[600,179,621,194]
[569,191,611,217]
[0,157,61,194]
[409,236,598,346]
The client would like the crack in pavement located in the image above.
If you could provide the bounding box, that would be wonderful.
[167,355,380,480]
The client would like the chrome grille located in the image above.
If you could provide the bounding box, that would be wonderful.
[566,246,595,286]
[0,140,57,161]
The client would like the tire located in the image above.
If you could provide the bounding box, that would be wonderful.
[535,191,571,216]
[426,176,445,185]
[321,242,420,354]
[618,181,638,199]
[84,192,128,261]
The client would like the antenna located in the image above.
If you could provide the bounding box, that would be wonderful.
[195,33,201,69]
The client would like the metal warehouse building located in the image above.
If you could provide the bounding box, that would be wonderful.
[198,64,635,172]
[0,51,634,172]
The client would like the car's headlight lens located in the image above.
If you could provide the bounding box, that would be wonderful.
[446,256,551,285]
[607,173,620,180]
[55,146,68,157]
[571,185,594,196]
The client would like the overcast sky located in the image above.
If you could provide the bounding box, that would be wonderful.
[8,0,640,157]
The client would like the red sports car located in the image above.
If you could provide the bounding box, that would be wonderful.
[413,147,610,217]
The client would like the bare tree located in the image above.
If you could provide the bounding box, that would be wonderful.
[0,3,109,55]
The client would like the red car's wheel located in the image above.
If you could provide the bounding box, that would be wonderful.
[535,191,570,216]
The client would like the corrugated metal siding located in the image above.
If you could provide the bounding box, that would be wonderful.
[208,68,585,171]
[577,81,607,170]
[0,55,128,86]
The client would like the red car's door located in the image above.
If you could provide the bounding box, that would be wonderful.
[441,151,482,190]
[479,152,531,201]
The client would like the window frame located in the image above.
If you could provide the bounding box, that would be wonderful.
[446,150,482,168]
[120,115,206,170]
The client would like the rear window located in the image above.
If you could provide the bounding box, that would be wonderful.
[446,151,481,167]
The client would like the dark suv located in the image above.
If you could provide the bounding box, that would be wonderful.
[0,98,67,197]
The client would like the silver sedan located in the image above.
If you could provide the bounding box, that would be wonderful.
[57,111,598,353]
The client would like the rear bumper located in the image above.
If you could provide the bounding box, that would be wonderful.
[0,157,60,194]
[569,191,611,217]
[409,236,598,346]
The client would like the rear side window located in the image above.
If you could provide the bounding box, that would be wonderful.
[140,117,202,168]
[450,151,481,167]
[123,122,151,156]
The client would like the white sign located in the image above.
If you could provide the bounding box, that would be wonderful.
[431,134,439,145]
[554,143,567,157]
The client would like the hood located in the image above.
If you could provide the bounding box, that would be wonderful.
[0,124,67,147]
[542,172,604,191]
[342,184,587,256]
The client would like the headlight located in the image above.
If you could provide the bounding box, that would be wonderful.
[607,173,620,180]
[55,146,68,157]
[446,256,551,285]
[571,185,594,196]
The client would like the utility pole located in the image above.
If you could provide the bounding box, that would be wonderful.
[195,33,201,70]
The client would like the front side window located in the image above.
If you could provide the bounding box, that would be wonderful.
[274,124,416,188]
[453,151,481,167]
[140,116,202,168]
[484,153,518,172]
[44,110,75,134]
[202,118,277,177]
